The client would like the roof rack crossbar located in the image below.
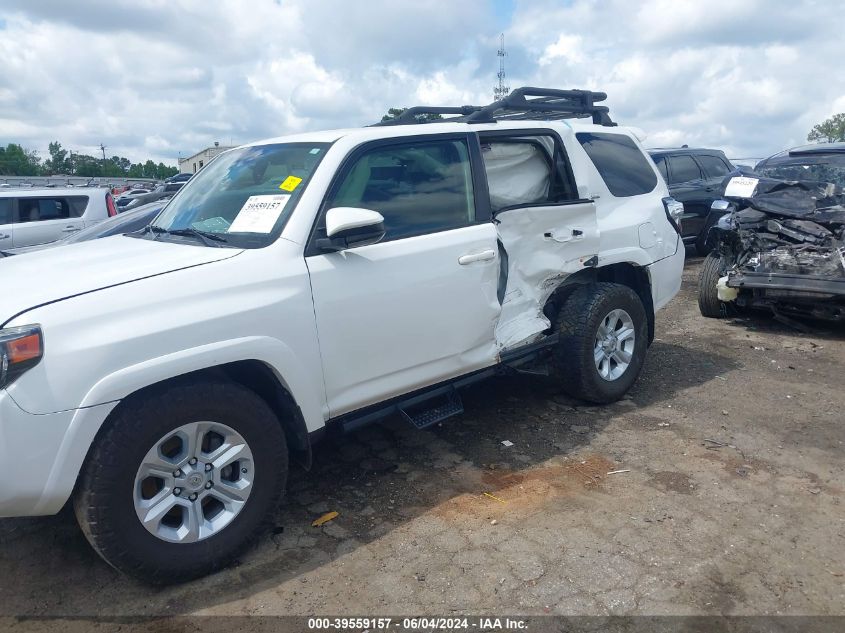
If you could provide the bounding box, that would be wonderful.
[372,86,615,127]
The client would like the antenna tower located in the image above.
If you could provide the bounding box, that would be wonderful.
[493,33,510,100]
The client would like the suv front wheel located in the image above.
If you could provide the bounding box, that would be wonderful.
[551,282,648,403]
[73,379,288,584]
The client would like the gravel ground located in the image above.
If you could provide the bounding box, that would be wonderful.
[1,253,843,626]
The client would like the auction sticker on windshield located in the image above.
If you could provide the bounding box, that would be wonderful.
[724,176,759,198]
[229,195,290,233]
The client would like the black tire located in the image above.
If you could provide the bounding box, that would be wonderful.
[73,379,288,584]
[694,232,712,257]
[698,252,729,318]
[551,282,648,404]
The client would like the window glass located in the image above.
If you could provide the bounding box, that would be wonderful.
[0,199,11,225]
[653,156,669,182]
[668,155,703,184]
[151,142,329,248]
[327,138,475,241]
[16,198,72,222]
[697,155,731,179]
[576,132,657,197]
[67,196,90,217]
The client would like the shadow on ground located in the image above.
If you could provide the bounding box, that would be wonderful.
[0,340,738,616]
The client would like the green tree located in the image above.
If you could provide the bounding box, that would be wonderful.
[0,143,41,175]
[44,141,69,174]
[807,113,845,143]
[380,107,443,123]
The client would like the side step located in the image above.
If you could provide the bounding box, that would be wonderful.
[398,387,464,429]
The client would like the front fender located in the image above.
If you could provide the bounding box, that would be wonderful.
[78,336,324,433]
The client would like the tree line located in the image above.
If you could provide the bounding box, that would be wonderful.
[0,141,178,180]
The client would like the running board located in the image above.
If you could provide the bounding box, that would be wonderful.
[398,387,464,429]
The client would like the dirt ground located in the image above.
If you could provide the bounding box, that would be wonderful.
[1,253,843,624]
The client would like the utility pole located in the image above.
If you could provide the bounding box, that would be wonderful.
[493,33,510,101]
[100,143,107,177]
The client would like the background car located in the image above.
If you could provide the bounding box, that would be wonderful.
[0,187,117,250]
[648,147,734,254]
[753,142,845,186]
[165,172,193,184]
[120,182,183,211]
[0,199,167,257]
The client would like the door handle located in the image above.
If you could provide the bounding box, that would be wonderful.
[0,233,8,239]
[544,228,585,243]
[62,226,79,233]
[458,249,496,265]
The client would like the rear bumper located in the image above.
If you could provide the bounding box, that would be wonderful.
[0,390,115,517]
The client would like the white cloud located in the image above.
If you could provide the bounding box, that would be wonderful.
[0,0,842,166]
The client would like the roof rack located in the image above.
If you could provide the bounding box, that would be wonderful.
[373,86,616,127]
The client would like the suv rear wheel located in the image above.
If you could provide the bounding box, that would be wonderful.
[73,379,288,584]
[551,282,648,403]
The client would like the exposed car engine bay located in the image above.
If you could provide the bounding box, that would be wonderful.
[707,169,845,321]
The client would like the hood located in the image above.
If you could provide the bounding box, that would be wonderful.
[721,166,845,224]
[0,234,242,325]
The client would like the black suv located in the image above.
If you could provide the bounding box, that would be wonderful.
[648,147,734,254]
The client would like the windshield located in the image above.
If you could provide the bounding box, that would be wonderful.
[756,153,845,188]
[151,142,330,247]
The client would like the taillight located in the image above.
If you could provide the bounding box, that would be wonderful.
[662,197,683,236]
[106,193,118,217]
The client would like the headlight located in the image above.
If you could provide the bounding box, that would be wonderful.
[0,325,43,389]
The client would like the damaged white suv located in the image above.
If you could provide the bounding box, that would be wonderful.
[0,88,684,582]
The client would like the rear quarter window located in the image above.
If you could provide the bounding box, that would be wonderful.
[576,132,657,197]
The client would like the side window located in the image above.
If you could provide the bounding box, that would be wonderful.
[0,199,11,225]
[480,135,578,212]
[67,196,90,217]
[697,155,731,179]
[668,155,703,184]
[16,198,71,222]
[653,156,669,182]
[325,138,475,242]
[576,132,658,197]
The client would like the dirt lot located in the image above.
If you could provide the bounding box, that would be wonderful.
[1,254,843,624]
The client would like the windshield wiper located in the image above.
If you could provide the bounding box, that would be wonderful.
[148,225,229,247]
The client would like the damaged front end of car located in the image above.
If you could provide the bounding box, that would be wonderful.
[706,169,845,322]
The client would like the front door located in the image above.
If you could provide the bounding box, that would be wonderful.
[306,135,501,417]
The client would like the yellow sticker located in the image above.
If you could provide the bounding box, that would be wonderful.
[279,175,303,192]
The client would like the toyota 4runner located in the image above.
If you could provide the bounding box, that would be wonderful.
[0,88,684,582]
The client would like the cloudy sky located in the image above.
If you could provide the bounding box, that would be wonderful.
[0,0,842,166]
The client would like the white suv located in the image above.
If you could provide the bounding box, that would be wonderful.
[0,88,684,582]
[0,187,117,250]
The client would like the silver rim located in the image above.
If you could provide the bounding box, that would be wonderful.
[594,308,636,381]
[133,421,254,543]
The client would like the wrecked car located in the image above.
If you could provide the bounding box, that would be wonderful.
[699,143,845,322]
[0,87,684,582]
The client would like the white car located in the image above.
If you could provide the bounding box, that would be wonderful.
[0,88,684,582]
[0,187,117,249]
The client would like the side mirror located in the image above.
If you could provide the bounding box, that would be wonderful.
[317,207,385,252]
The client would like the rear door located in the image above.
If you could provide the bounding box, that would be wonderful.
[11,196,86,247]
[478,130,599,350]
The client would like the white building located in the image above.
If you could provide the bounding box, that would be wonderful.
[178,142,235,174]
